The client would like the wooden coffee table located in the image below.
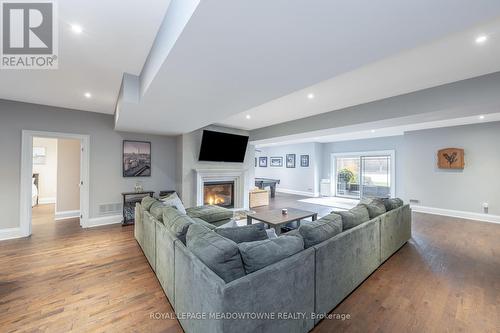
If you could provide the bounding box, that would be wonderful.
[246,208,318,235]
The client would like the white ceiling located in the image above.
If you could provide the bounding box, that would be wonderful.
[220,16,500,130]
[0,0,170,114]
[115,0,500,135]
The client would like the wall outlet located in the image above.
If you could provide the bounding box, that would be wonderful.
[482,202,489,214]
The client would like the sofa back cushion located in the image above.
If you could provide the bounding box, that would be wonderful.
[160,192,187,215]
[334,204,370,231]
[237,235,304,274]
[364,198,387,218]
[162,207,195,244]
[141,196,156,212]
[186,224,246,283]
[150,201,166,222]
[298,213,343,248]
[215,223,268,244]
[191,217,217,230]
[382,198,404,211]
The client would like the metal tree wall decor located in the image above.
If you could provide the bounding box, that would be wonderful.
[437,148,465,169]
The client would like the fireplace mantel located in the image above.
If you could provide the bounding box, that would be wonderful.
[194,169,249,209]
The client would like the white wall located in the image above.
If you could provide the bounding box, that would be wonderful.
[32,137,58,203]
[178,125,255,208]
[255,142,321,196]
[56,139,81,213]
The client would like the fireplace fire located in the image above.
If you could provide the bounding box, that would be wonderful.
[203,181,234,208]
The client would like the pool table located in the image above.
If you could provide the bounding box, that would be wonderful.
[254,178,280,198]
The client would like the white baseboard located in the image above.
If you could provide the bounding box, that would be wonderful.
[54,210,80,221]
[276,188,318,197]
[38,197,56,204]
[0,227,25,241]
[86,215,123,228]
[411,205,500,224]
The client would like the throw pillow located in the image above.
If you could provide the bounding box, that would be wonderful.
[186,224,246,283]
[298,214,342,248]
[160,192,187,215]
[237,235,304,274]
[333,204,370,231]
[149,201,166,222]
[215,223,268,243]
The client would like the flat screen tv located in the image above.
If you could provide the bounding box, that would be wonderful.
[199,130,249,163]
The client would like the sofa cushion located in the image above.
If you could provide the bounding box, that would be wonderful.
[298,214,343,248]
[382,198,404,211]
[186,205,233,223]
[191,217,217,230]
[162,207,195,244]
[215,224,268,244]
[237,235,304,274]
[186,224,246,283]
[141,196,156,212]
[160,192,187,215]
[333,204,370,231]
[149,201,166,222]
[364,198,387,218]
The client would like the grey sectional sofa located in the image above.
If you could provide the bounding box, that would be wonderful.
[134,197,411,333]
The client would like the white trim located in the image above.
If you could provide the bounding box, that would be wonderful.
[411,205,500,224]
[86,215,123,228]
[276,188,318,197]
[330,150,396,199]
[54,210,80,221]
[20,130,90,239]
[38,197,56,204]
[0,227,25,241]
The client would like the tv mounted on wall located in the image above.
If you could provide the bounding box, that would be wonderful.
[199,130,249,163]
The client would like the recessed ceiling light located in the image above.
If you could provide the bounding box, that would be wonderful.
[71,24,83,34]
[370,129,376,133]
[245,114,251,119]
[307,93,315,99]
[479,115,485,120]
[475,35,488,44]
[84,92,92,98]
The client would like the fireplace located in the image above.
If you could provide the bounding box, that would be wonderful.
[203,181,235,208]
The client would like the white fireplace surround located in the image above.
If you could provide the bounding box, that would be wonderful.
[195,169,249,209]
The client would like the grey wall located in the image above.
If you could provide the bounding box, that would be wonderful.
[321,136,405,198]
[321,122,500,215]
[256,142,322,196]
[0,99,177,229]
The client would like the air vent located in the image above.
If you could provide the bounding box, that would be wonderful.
[409,199,420,204]
[98,203,122,216]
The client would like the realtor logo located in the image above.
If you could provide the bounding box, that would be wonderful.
[1,0,58,69]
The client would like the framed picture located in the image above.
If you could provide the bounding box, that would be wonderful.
[300,155,310,167]
[33,147,46,165]
[270,157,283,167]
[437,148,465,169]
[286,154,296,168]
[259,157,268,167]
[255,157,257,167]
[123,140,151,177]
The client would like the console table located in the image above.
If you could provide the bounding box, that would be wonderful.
[122,191,154,225]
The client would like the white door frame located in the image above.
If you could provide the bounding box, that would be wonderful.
[330,150,396,199]
[20,130,90,236]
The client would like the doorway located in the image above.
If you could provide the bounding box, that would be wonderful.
[20,131,90,237]
[331,151,395,199]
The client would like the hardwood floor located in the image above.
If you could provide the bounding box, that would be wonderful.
[1,197,499,332]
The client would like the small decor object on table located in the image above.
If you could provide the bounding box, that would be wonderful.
[286,154,296,168]
[281,208,288,215]
[437,148,465,169]
[122,191,154,225]
[123,140,151,177]
[134,181,144,193]
[259,157,268,167]
[270,157,283,167]
[300,155,309,167]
